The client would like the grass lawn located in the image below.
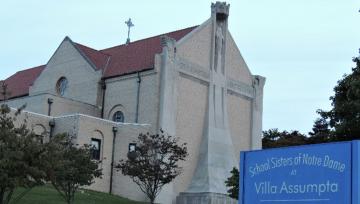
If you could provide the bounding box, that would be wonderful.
[11,185,144,204]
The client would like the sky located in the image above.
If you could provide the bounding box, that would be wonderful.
[0,0,359,134]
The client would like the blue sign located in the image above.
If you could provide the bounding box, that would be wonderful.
[239,141,360,204]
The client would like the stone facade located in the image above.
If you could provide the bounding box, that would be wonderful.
[104,70,160,128]
[30,38,103,106]
[6,93,100,117]
[3,2,265,204]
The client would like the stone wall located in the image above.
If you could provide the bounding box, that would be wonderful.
[173,74,208,195]
[177,20,212,73]
[224,32,254,157]
[6,93,100,117]
[12,108,52,140]
[225,32,253,85]
[227,93,252,161]
[104,71,160,131]
[6,95,47,115]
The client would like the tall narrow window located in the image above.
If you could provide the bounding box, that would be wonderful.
[91,138,101,160]
[112,111,124,122]
[56,77,68,96]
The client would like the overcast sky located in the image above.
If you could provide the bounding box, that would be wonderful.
[1,0,359,134]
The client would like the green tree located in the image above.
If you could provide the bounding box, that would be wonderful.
[317,54,360,141]
[307,117,334,144]
[262,129,308,149]
[117,130,188,204]
[225,167,239,200]
[44,134,102,204]
[0,104,46,204]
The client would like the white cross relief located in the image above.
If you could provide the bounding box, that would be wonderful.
[212,25,227,128]
[175,58,255,100]
[182,23,239,193]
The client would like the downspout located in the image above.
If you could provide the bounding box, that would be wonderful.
[135,72,141,123]
[109,126,118,194]
[49,119,55,139]
[101,80,107,119]
[47,98,53,116]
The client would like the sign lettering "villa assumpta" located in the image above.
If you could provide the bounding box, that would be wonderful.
[239,141,360,204]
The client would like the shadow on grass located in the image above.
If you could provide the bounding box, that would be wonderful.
[11,185,144,204]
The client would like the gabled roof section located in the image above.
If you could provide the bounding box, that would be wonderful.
[74,43,110,71]
[3,26,197,99]
[101,26,197,78]
[4,65,45,99]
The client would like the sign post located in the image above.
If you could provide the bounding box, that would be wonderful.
[239,141,360,204]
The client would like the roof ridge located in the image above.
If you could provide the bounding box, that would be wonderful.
[101,25,198,51]
[73,42,111,71]
[102,55,112,75]
[12,65,45,75]
[74,42,111,57]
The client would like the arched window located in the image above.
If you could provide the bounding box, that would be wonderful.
[91,138,101,160]
[112,111,124,122]
[56,77,68,96]
[90,130,104,162]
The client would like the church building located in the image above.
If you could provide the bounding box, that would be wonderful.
[2,2,265,204]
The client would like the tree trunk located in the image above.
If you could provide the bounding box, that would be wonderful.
[0,188,10,204]
[150,196,155,204]
[0,190,4,204]
[67,196,74,204]
[66,190,75,204]
[4,189,14,204]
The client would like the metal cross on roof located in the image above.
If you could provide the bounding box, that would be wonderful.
[125,18,134,44]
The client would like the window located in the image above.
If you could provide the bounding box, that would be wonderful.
[56,77,68,96]
[112,111,124,122]
[129,143,137,152]
[91,138,101,160]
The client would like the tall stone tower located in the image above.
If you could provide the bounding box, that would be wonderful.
[177,2,239,203]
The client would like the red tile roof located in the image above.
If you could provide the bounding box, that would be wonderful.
[4,65,45,99]
[3,26,197,99]
[74,43,110,71]
[101,26,197,78]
